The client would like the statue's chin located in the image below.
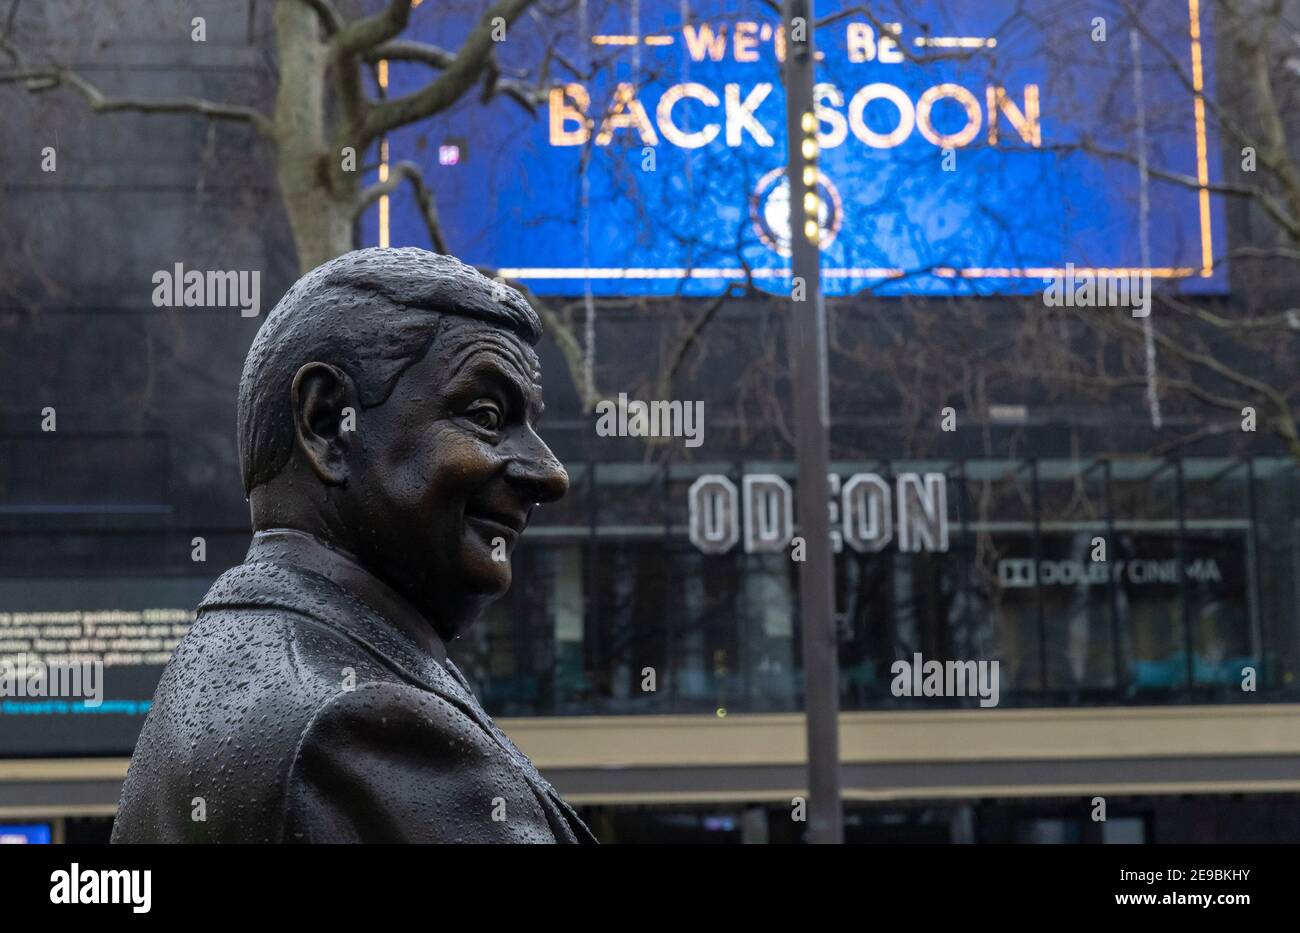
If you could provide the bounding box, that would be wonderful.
[433,586,506,642]
[463,560,512,598]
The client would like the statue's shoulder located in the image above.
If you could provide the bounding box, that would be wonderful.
[168,558,392,702]
[114,560,398,842]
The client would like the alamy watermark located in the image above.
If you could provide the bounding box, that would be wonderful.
[595,392,704,448]
[890,652,1000,707]
[1042,263,1151,318]
[151,262,261,317]
[0,653,103,706]
[50,864,150,913]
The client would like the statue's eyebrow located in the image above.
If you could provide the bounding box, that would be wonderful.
[444,345,543,422]
[444,327,532,376]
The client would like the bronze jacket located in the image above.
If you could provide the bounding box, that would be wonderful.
[111,530,596,844]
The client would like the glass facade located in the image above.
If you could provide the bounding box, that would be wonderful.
[453,456,1300,716]
[2,454,1295,756]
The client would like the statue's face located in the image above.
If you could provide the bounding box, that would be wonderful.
[343,316,567,637]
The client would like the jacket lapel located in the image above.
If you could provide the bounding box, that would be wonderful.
[442,659,598,844]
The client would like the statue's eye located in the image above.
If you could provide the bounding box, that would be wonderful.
[466,402,503,432]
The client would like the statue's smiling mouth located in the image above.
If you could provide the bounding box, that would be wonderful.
[464,505,527,542]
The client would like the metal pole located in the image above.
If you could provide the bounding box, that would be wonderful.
[1101,459,1124,693]
[1174,458,1194,690]
[1029,459,1047,693]
[782,0,842,844]
[1244,458,1266,689]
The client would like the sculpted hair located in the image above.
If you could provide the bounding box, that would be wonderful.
[237,247,542,494]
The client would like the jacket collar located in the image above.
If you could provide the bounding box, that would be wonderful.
[200,529,467,703]
[242,528,449,665]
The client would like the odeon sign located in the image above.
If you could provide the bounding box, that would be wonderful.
[687,472,950,555]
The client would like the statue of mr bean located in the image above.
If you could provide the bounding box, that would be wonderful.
[113,248,595,844]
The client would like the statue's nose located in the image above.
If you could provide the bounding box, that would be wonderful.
[504,441,569,504]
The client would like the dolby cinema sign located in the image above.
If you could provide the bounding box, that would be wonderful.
[373,0,1223,297]
[688,473,949,555]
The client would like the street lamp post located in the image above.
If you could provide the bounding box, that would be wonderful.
[781,0,844,844]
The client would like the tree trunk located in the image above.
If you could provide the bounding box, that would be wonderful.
[273,0,356,272]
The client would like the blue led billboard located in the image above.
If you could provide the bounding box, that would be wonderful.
[363,0,1225,297]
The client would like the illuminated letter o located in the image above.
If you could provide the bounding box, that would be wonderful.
[916,83,982,148]
[848,83,915,148]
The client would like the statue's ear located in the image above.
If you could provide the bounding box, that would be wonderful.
[290,362,356,486]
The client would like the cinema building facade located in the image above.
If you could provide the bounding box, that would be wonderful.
[7,425,1298,843]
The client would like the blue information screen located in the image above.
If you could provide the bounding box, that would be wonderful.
[364,0,1224,297]
[0,824,52,844]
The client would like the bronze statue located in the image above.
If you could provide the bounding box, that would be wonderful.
[112,248,596,843]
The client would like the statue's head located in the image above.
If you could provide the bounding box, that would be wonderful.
[237,248,567,640]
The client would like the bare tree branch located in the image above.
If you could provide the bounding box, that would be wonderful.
[361,0,531,144]
[1061,139,1300,239]
[0,63,276,137]
[1109,314,1293,421]
[1148,421,1245,458]
[364,37,545,114]
[1227,245,1300,263]
[496,276,608,406]
[354,160,448,254]
[293,0,343,36]
[654,285,740,402]
[1156,291,1300,332]
[366,38,454,69]
[491,75,545,113]
[332,0,412,59]
[1034,364,1251,415]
